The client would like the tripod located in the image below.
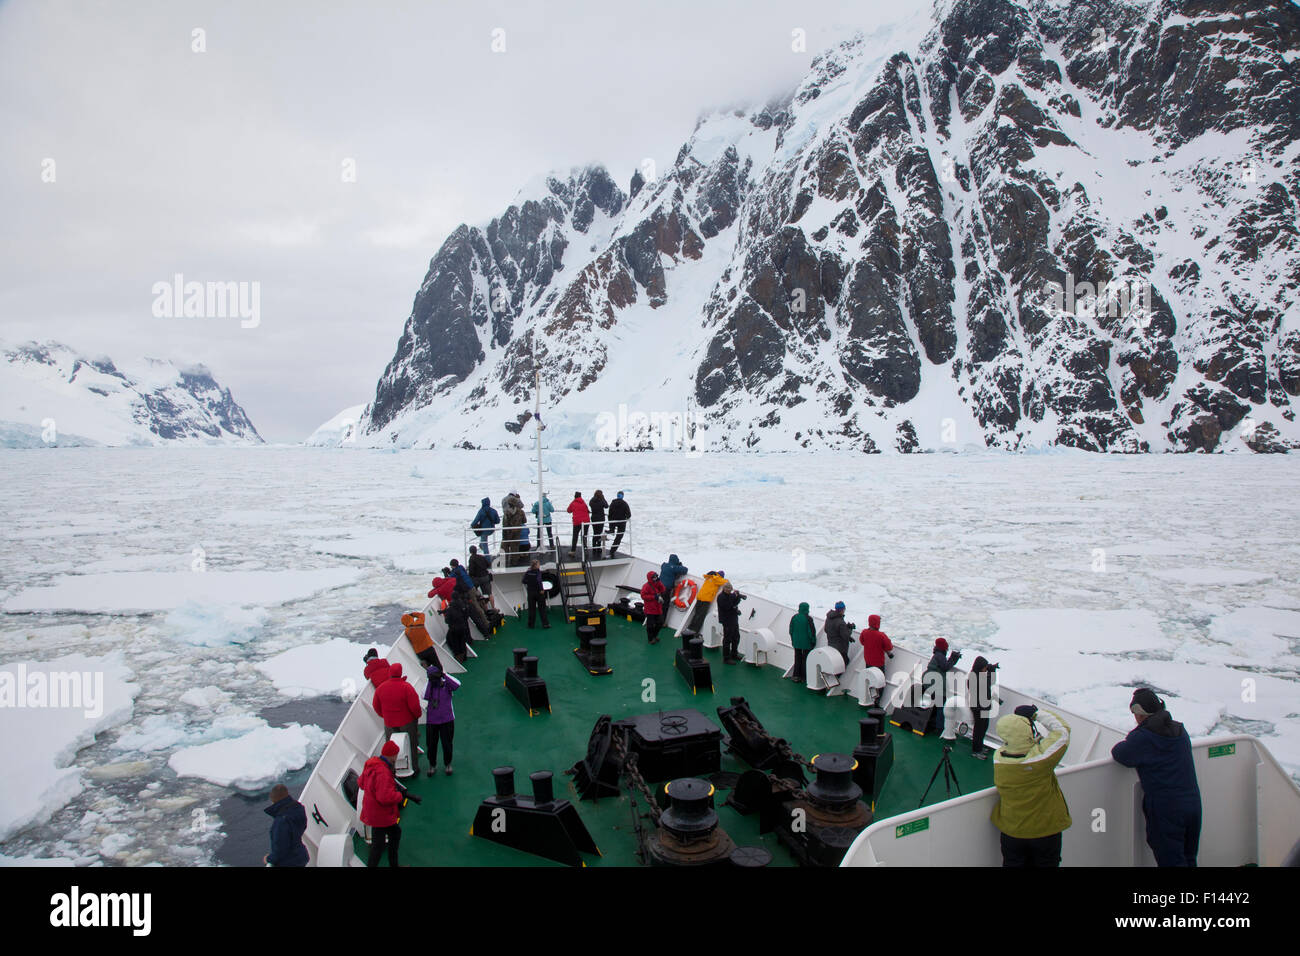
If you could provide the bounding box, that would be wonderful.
[918,745,962,807]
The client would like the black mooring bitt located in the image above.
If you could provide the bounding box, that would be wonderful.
[505,651,550,715]
[675,633,711,693]
[471,766,599,867]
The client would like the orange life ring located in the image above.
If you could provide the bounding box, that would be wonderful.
[672,578,698,610]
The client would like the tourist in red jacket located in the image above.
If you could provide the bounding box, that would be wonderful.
[359,741,405,866]
[641,571,667,644]
[859,614,894,668]
[428,569,457,602]
[363,650,390,690]
[566,492,591,557]
[373,662,423,773]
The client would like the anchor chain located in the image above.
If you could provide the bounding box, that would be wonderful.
[612,728,662,825]
[729,708,816,774]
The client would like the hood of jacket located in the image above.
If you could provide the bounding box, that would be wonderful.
[480,497,490,507]
[996,714,1038,754]
[264,795,301,819]
[797,602,810,615]
[868,614,881,629]
[1141,709,1185,739]
[826,607,843,621]
[646,571,658,582]
[388,663,404,680]
[401,611,425,628]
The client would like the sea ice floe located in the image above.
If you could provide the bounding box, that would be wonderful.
[255,637,378,698]
[167,721,333,791]
[1148,568,1275,586]
[0,652,138,842]
[2,568,364,614]
[164,603,268,647]
[179,685,232,708]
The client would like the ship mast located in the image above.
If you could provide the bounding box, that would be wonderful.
[534,368,545,558]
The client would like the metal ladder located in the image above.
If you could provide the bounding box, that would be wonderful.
[554,544,595,618]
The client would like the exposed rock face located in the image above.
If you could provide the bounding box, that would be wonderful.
[362,0,1300,454]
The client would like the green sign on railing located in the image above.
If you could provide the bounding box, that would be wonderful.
[1208,743,1236,758]
[896,818,930,838]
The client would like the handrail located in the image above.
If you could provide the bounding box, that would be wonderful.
[838,733,1300,867]
[463,520,630,570]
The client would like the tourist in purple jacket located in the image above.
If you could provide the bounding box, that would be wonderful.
[423,664,460,777]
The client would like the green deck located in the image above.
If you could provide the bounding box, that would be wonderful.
[355,611,993,866]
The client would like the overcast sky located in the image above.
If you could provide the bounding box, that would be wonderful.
[1,0,916,441]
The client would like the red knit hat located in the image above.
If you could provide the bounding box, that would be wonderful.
[381,741,400,758]
[934,638,949,652]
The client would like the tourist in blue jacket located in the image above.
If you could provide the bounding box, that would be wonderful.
[1111,688,1202,866]
[530,494,556,552]
[263,783,309,867]
[659,554,688,600]
[471,498,500,557]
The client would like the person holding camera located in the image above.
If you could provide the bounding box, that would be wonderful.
[924,639,961,735]
[423,664,461,777]
[824,601,853,664]
[966,656,999,759]
[1110,688,1202,866]
[359,740,421,867]
[716,582,746,663]
[990,704,1071,866]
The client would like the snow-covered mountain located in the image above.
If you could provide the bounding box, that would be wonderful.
[0,341,263,447]
[304,404,365,447]
[359,0,1300,454]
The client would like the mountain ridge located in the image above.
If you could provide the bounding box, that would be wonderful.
[0,340,263,447]
[357,0,1300,455]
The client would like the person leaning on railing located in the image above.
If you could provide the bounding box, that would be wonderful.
[1110,688,1202,867]
[990,704,1071,867]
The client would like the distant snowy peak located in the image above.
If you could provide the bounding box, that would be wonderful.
[305,404,365,447]
[362,0,1300,454]
[0,341,263,447]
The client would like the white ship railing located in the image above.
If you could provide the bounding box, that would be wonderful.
[839,734,1300,867]
[464,520,631,571]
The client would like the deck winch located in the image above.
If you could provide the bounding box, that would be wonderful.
[504,647,550,716]
[716,698,871,866]
[568,708,722,801]
[470,766,599,867]
[644,777,736,866]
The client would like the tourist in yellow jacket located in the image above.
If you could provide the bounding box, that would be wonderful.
[990,704,1071,866]
[684,570,729,633]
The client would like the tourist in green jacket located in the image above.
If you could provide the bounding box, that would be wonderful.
[788,602,817,684]
[990,704,1071,866]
